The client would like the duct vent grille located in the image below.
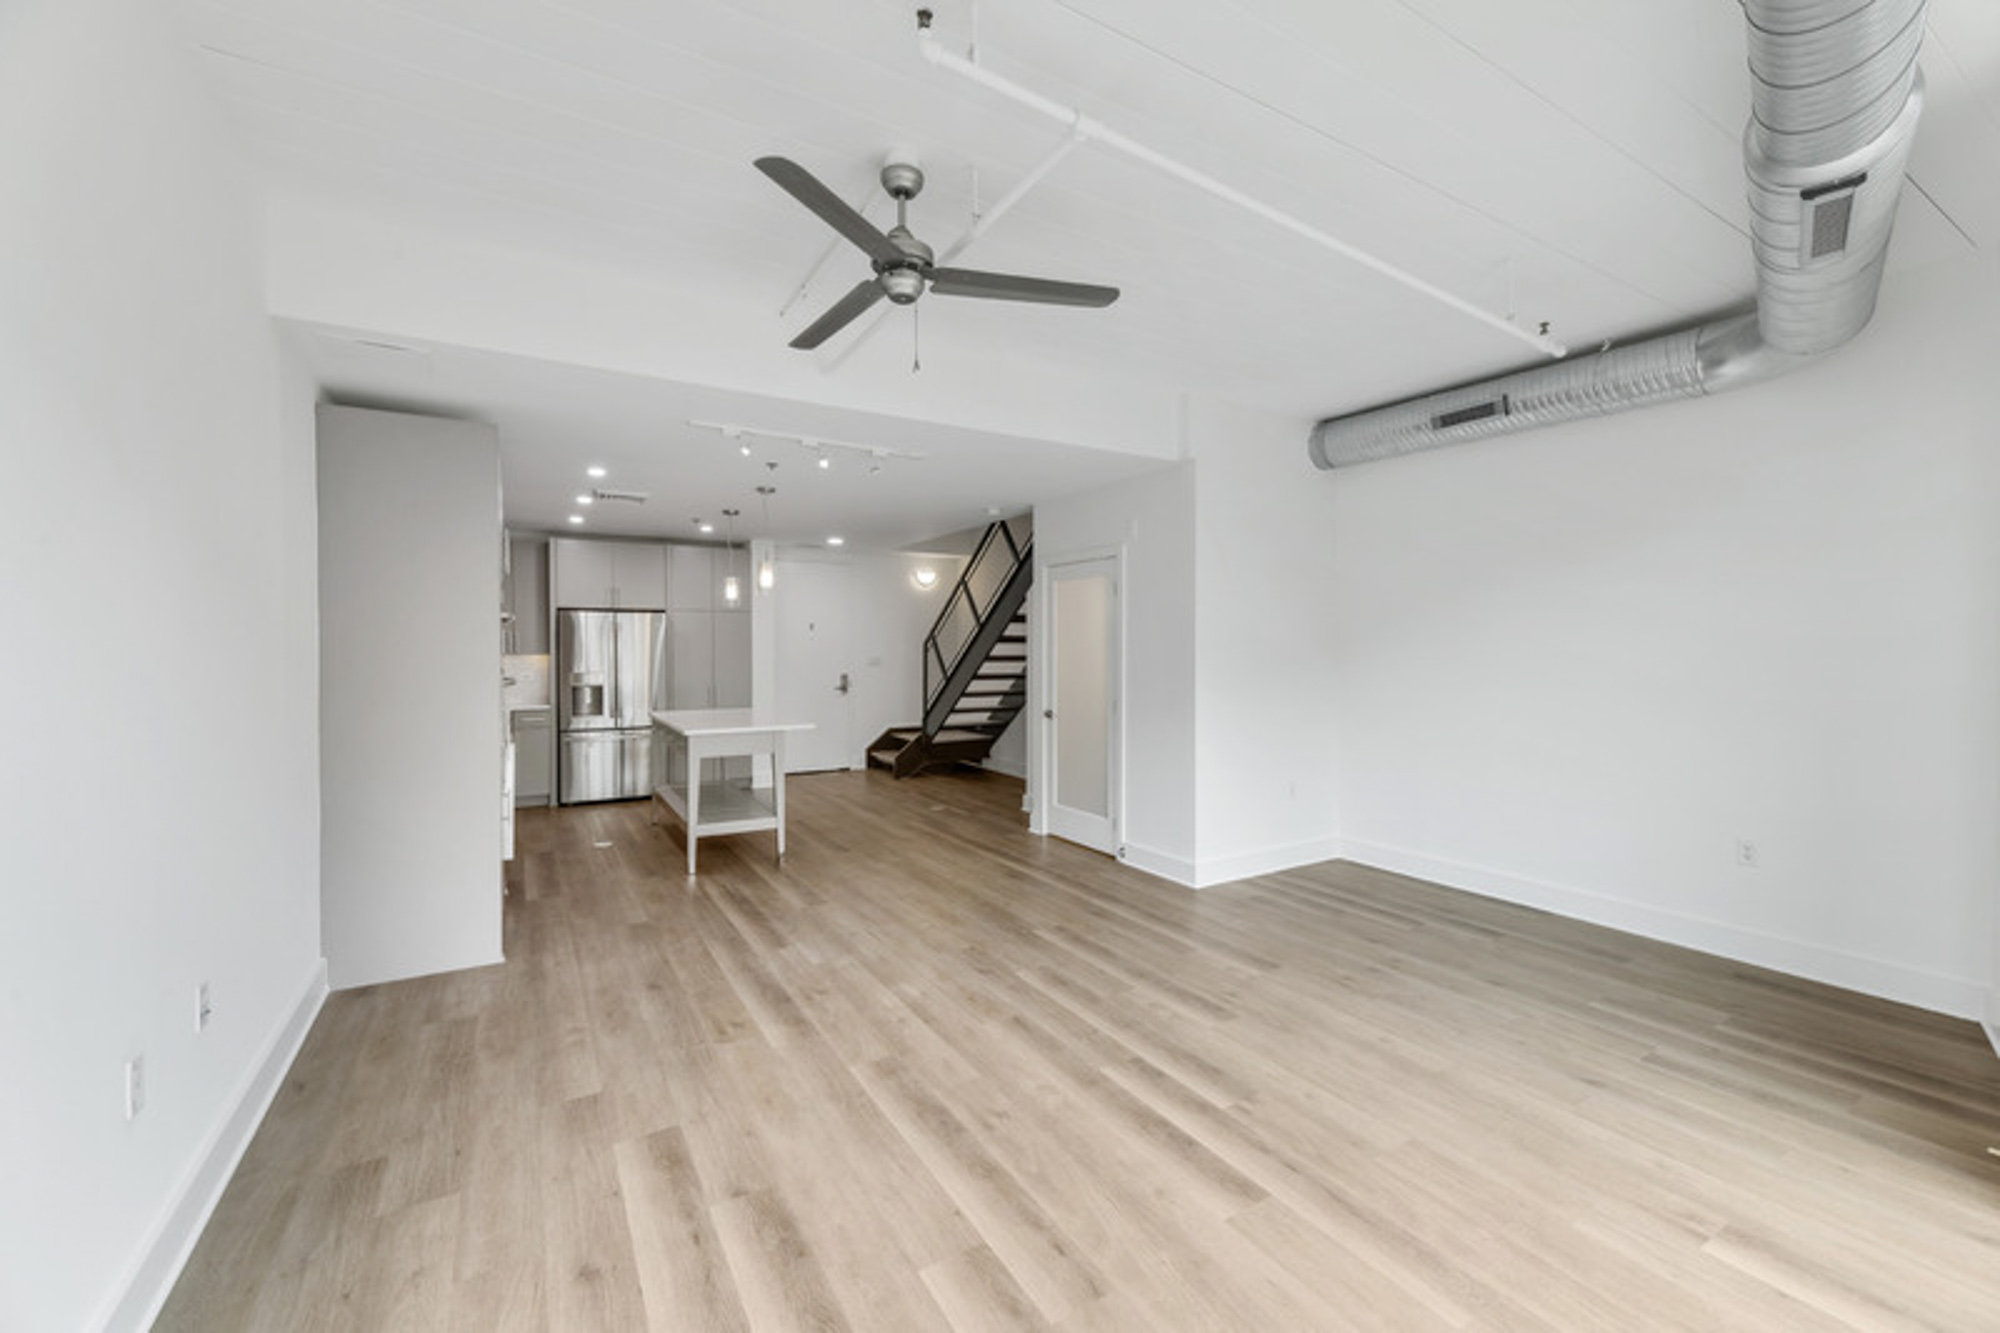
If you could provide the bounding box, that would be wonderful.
[1431,397,1510,431]
[1801,171,1867,262]
[1808,193,1855,259]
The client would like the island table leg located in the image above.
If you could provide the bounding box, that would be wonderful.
[684,738,702,877]
[773,734,787,864]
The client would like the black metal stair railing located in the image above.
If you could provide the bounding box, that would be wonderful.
[921,519,1032,737]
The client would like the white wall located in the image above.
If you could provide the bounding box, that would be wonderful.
[1035,464,1199,880]
[1317,255,2000,1018]
[982,711,1029,780]
[764,548,966,769]
[318,406,505,989]
[1187,397,1346,884]
[0,3,325,1328]
[846,550,969,765]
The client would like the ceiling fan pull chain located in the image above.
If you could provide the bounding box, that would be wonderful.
[912,302,922,373]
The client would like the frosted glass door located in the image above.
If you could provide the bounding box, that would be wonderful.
[1048,558,1118,854]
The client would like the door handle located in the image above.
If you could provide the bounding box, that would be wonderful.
[836,673,851,695]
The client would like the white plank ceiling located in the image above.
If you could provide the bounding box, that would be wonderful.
[169,0,2000,548]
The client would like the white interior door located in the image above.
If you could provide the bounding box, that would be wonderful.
[1046,557,1119,855]
[776,560,854,772]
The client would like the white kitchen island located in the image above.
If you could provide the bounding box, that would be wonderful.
[649,708,814,876]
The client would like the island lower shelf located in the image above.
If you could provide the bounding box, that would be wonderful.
[651,780,777,839]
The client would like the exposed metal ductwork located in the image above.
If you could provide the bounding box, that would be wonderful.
[1309,0,1927,470]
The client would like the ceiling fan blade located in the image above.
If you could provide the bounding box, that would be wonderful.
[754,157,904,267]
[789,278,887,350]
[928,267,1119,308]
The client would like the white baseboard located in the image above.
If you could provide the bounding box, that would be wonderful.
[101,956,329,1333]
[1117,840,1197,887]
[1342,838,1985,1020]
[1191,835,1352,890]
[1118,835,1352,892]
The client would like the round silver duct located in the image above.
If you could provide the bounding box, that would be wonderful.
[1310,0,1927,471]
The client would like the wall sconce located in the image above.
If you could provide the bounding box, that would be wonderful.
[911,565,939,591]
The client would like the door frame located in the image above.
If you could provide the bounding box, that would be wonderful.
[1030,547,1125,857]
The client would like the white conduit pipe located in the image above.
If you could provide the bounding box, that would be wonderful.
[916,26,1570,361]
[828,126,1089,369]
[941,124,1088,264]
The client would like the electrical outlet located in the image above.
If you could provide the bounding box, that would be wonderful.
[196,982,213,1033]
[125,1055,145,1121]
[1737,839,1760,868]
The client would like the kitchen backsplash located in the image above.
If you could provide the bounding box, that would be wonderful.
[502,653,550,708]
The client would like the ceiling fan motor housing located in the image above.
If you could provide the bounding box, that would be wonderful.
[879,267,925,303]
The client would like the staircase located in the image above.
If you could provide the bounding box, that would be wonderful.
[868,519,1031,778]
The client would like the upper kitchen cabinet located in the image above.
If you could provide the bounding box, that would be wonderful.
[551,537,668,610]
[669,543,752,611]
[504,534,549,652]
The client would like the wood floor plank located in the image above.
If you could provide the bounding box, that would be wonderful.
[537,1093,650,1331]
[854,1055,1110,1324]
[615,1126,750,1333]
[710,1188,856,1333]
[923,1243,1054,1333]
[158,768,2000,1330]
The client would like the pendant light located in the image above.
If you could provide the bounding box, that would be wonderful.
[756,484,777,592]
[721,508,741,605]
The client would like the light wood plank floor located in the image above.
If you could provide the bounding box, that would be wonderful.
[160,768,2000,1330]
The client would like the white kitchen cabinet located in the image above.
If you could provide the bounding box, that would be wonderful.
[616,542,669,608]
[713,610,751,707]
[551,537,613,608]
[667,609,749,708]
[664,607,753,782]
[668,611,714,709]
[511,707,552,805]
[668,543,753,611]
[505,535,549,652]
[668,544,713,611]
[551,538,667,610]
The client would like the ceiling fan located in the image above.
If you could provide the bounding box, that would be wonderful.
[754,154,1119,350]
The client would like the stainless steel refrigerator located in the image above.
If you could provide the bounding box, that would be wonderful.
[557,609,668,803]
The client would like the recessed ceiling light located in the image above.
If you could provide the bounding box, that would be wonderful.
[826,535,845,547]
[568,514,585,524]
[586,465,607,479]
[575,493,593,505]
